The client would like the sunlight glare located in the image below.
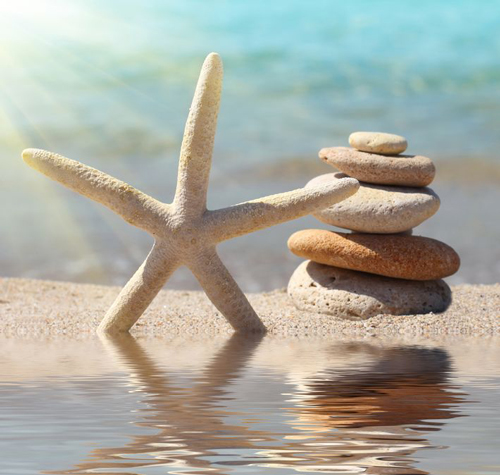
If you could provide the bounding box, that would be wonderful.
[0,0,76,23]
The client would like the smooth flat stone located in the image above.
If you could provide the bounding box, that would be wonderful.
[349,131,408,155]
[287,230,461,280]
[307,173,440,233]
[319,147,435,187]
[288,260,452,319]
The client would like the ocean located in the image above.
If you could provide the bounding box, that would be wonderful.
[0,0,499,287]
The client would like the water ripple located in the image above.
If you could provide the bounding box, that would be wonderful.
[1,336,499,474]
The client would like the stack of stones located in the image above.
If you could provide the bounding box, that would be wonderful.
[287,132,460,319]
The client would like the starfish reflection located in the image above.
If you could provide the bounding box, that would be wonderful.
[55,333,266,475]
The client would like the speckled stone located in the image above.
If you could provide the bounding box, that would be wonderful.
[307,173,440,234]
[287,230,461,280]
[319,147,435,187]
[349,131,408,155]
[288,261,452,319]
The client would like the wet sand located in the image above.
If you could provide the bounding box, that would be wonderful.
[1,277,498,337]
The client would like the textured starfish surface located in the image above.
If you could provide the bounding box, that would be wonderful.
[22,53,359,334]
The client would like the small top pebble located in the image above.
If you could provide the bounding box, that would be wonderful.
[349,131,408,155]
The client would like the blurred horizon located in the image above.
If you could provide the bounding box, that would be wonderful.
[1,0,499,288]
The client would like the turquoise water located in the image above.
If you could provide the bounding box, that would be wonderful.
[0,0,499,286]
[1,0,499,161]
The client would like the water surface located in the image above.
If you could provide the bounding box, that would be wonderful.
[1,336,499,474]
[0,0,499,285]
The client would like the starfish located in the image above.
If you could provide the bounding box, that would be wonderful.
[22,53,359,334]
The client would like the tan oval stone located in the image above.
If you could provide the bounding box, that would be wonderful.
[287,230,460,280]
[349,131,408,155]
[307,173,440,233]
[288,260,452,319]
[319,146,436,187]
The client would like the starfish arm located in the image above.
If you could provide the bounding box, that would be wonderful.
[188,247,266,333]
[22,148,167,235]
[97,243,180,334]
[173,53,223,218]
[207,177,359,242]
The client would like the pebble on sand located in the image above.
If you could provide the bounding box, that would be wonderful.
[288,260,452,319]
[307,173,440,234]
[349,131,408,155]
[287,230,461,281]
[319,147,436,187]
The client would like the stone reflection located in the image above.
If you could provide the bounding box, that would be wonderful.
[45,339,467,475]
[274,343,467,474]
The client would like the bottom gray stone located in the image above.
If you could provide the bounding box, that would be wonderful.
[288,261,451,319]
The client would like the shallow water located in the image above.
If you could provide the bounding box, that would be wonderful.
[1,0,500,287]
[2,0,499,159]
[3,176,499,290]
[1,336,499,474]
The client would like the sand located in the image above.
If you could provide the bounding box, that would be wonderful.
[0,277,498,338]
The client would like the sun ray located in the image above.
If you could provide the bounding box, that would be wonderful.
[0,93,107,281]
[0,35,165,270]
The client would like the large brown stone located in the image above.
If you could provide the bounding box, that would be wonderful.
[287,230,460,280]
[288,260,452,319]
[319,146,435,187]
